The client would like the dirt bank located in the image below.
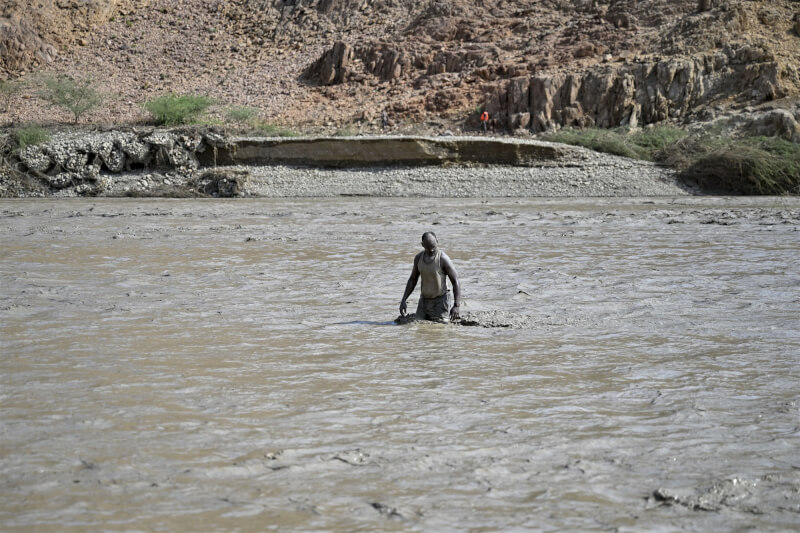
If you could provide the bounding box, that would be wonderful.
[0,130,692,197]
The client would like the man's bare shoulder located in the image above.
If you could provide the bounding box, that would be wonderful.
[440,251,458,275]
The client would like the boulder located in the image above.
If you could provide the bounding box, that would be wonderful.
[743,109,800,143]
[101,147,126,172]
[43,146,89,173]
[166,145,198,169]
[574,43,596,59]
[178,132,204,153]
[757,8,782,27]
[45,165,99,190]
[45,172,74,190]
[143,131,175,149]
[510,112,531,130]
[193,169,249,197]
[363,45,406,81]
[119,136,151,165]
[19,145,52,173]
[304,41,353,84]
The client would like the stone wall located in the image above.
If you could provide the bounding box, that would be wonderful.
[14,129,220,194]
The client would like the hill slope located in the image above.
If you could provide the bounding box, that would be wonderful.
[1,0,799,133]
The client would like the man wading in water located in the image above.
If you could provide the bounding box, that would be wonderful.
[399,232,461,322]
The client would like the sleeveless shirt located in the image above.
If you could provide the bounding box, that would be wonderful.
[418,249,447,298]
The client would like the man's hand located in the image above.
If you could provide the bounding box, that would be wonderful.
[399,300,408,316]
[450,303,460,321]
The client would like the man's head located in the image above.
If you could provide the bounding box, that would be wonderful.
[421,231,438,253]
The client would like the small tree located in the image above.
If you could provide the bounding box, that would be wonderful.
[0,79,25,114]
[38,75,104,123]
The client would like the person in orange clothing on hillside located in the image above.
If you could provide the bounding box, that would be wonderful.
[480,110,489,132]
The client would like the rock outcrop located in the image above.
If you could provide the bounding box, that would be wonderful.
[304,41,354,85]
[484,44,791,133]
[299,0,800,132]
[1,0,799,133]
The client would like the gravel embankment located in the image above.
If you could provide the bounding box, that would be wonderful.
[237,147,692,197]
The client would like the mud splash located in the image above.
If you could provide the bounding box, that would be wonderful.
[396,311,545,328]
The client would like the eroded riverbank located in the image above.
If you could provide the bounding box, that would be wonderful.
[2,132,693,198]
[1,197,798,531]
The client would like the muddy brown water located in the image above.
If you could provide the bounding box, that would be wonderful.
[1,197,799,532]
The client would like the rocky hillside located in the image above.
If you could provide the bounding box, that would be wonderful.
[1,0,799,134]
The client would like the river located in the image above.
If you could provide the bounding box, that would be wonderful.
[1,197,799,531]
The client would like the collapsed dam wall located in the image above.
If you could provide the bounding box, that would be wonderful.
[204,136,567,167]
[3,130,575,196]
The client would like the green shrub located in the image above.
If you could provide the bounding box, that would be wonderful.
[38,75,103,123]
[541,125,798,194]
[224,106,260,126]
[13,125,51,149]
[542,128,646,160]
[542,126,688,161]
[670,136,800,195]
[257,122,298,137]
[144,94,214,126]
[629,126,687,152]
[333,125,358,137]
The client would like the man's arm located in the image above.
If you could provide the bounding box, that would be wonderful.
[399,255,421,316]
[441,254,461,320]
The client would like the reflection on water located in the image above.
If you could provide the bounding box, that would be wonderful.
[1,197,799,532]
